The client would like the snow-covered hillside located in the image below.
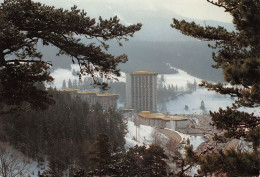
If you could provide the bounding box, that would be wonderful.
[125,120,206,150]
[49,64,201,89]
[125,120,167,149]
[176,130,206,150]
[48,65,80,88]
[162,63,202,88]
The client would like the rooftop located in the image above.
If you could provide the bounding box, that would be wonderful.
[79,91,98,94]
[139,111,187,121]
[59,89,118,97]
[97,93,119,97]
[59,88,80,92]
[132,71,158,75]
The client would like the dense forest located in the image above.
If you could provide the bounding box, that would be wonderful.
[0,89,127,175]
[1,0,258,176]
[0,89,171,176]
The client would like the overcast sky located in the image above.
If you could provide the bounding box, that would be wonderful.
[34,0,232,23]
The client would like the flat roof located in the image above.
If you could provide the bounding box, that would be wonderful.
[132,71,158,75]
[59,88,80,92]
[97,93,119,97]
[59,89,118,97]
[139,112,187,121]
[79,91,98,94]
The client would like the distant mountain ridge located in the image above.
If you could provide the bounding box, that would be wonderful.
[39,10,232,82]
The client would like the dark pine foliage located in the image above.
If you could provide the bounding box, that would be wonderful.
[171,0,260,176]
[88,143,168,177]
[0,0,141,113]
[0,89,127,174]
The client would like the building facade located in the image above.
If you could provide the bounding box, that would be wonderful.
[126,71,158,112]
[60,89,118,111]
[138,111,188,130]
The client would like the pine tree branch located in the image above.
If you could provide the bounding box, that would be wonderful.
[171,18,234,41]
[206,0,238,12]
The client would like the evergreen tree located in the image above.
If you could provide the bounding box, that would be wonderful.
[62,80,67,90]
[200,100,205,110]
[0,90,127,175]
[172,0,260,176]
[186,138,190,145]
[72,79,78,89]
[143,145,168,177]
[118,145,146,176]
[193,79,197,90]
[82,78,88,90]
[113,145,168,177]
[89,134,112,176]
[68,79,73,89]
[158,74,166,89]
[0,0,141,113]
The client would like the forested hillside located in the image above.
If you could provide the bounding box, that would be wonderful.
[0,89,170,176]
[40,40,224,82]
[0,89,127,173]
[114,40,224,82]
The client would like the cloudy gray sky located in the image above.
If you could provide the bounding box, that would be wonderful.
[0,0,234,41]
[35,0,232,23]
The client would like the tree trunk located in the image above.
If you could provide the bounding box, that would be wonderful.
[0,50,5,66]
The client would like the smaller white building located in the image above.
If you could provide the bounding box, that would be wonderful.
[138,111,188,130]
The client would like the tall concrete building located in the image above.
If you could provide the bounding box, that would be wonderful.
[126,71,158,112]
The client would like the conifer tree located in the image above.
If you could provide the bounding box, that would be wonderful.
[171,0,259,176]
[143,145,168,177]
[0,0,141,113]
[72,79,78,89]
[89,134,112,176]
[68,79,73,89]
[61,80,67,90]
[200,100,205,110]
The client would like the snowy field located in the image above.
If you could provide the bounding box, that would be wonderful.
[125,120,168,149]
[162,63,202,88]
[162,88,234,114]
[175,130,206,150]
[48,64,126,88]
[161,87,258,115]
[125,120,205,151]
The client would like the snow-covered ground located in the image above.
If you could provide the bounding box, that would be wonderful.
[162,87,259,115]
[125,120,205,152]
[125,120,168,149]
[0,142,47,177]
[163,129,205,150]
[49,68,79,88]
[48,64,126,88]
[162,88,234,114]
[162,63,202,88]
[27,160,47,177]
